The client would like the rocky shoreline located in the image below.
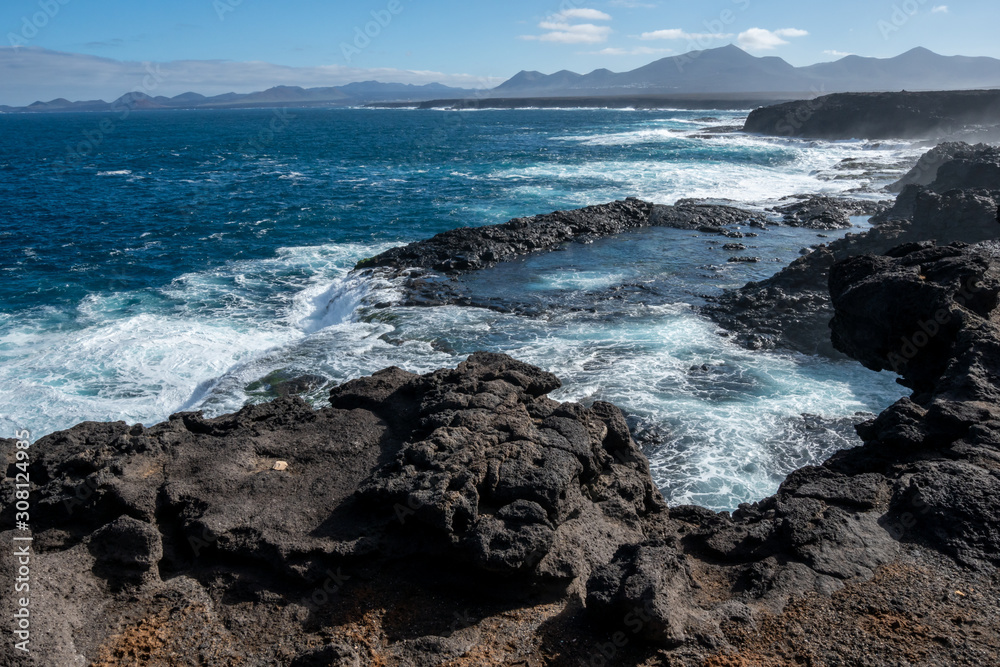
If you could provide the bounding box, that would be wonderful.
[4,143,1000,665]
[702,142,1000,357]
[356,195,884,313]
[743,90,1000,141]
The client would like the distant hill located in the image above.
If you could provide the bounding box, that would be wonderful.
[3,82,477,113]
[490,45,1000,97]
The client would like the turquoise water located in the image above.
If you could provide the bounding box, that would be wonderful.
[0,108,920,510]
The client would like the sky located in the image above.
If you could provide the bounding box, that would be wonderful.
[1,0,998,106]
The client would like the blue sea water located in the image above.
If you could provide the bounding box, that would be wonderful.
[0,108,924,510]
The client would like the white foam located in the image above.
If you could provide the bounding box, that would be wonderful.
[96,170,132,176]
[0,241,397,437]
[0,313,292,438]
[496,131,926,204]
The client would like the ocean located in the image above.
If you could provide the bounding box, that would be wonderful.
[0,107,923,511]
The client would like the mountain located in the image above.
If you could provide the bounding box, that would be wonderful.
[803,47,1000,91]
[6,82,477,113]
[490,45,1000,97]
[9,46,1000,113]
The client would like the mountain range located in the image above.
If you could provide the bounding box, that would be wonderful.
[0,81,476,113]
[491,45,1000,97]
[4,46,1000,113]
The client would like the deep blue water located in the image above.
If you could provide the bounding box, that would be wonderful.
[0,108,923,510]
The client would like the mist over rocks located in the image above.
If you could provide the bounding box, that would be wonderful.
[889,142,1000,192]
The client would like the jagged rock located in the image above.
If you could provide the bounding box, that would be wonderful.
[827,240,1000,577]
[356,199,656,274]
[768,195,883,230]
[586,541,696,646]
[356,199,766,277]
[352,352,665,579]
[5,241,1000,664]
[705,145,1000,356]
[0,352,671,664]
[889,142,1000,192]
[829,242,1000,389]
[88,515,163,583]
[649,202,766,230]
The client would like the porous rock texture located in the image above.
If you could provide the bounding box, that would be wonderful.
[1,353,668,665]
[4,241,1000,664]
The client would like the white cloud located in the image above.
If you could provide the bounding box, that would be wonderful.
[521,9,613,44]
[589,46,674,56]
[824,50,854,58]
[553,8,612,22]
[931,5,949,13]
[522,22,612,44]
[737,27,809,51]
[0,47,501,107]
[640,29,733,41]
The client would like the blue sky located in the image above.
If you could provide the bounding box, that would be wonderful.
[1,0,998,105]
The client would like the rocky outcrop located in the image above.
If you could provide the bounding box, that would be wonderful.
[583,240,1000,664]
[889,142,1000,192]
[0,353,669,665]
[4,242,1000,664]
[705,147,1000,356]
[356,197,882,314]
[743,90,1000,140]
[356,199,768,275]
[768,195,888,230]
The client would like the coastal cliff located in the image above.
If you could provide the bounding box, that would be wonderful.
[743,90,1000,141]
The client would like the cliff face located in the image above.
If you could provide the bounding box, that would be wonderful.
[743,90,1000,141]
[4,241,1000,665]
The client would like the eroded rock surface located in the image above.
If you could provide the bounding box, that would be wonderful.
[704,146,1000,356]
[1,352,668,665]
[5,242,1000,664]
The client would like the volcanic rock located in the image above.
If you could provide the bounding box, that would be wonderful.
[743,90,1000,140]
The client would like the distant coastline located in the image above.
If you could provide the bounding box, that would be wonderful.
[366,93,803,111]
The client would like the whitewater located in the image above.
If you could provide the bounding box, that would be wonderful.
[0,108,923,510]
